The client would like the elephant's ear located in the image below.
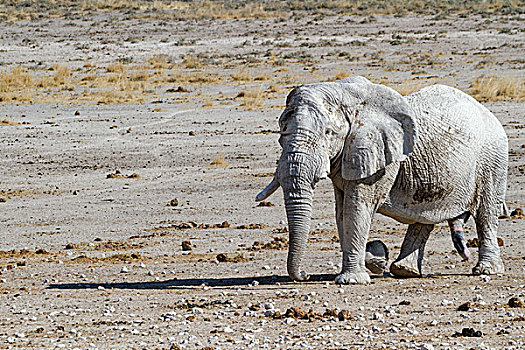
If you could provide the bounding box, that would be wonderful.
[341,82,417,181]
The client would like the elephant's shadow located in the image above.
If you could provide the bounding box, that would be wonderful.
[48,274,342,290]
[47,272,470,290]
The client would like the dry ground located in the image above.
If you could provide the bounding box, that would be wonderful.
[0,3,524,350]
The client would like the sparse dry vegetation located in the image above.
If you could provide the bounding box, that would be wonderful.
[0,57,227,105]
[394,80,431,96]
[209,154,229,167]
[0,119,21,126]
[470,75,525,102]
[0,0,521,22]
[236,87,264,109]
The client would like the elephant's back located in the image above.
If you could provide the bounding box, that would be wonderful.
[384,85,508,223]
[406,84,506,141]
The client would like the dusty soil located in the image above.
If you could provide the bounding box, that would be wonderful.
[0,8,524,350]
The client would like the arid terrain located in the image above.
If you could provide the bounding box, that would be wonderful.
[1,1,524,349]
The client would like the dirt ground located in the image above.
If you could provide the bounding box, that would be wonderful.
[1,5,524,350]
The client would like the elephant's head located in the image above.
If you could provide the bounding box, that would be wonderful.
[256,76,418,281]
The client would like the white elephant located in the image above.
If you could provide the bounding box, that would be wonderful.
[256,76,508,284]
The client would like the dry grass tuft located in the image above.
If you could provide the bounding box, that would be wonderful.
[182,55,201,69]
[236,87,264,109]
[0,119,21,126]
[0,67,33,92]
[335,71,350,80]
[0,67,34,102]
[393,81,429,96]
[232,68,253,82]
[470,75,525,102]
[149,55,170,69]
[107,62,125,73]
[209,154,229,167]
[1,0,522,22]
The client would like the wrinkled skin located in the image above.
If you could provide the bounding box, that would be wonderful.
[257,76,508,284]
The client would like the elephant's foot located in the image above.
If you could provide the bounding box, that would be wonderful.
[472,259,504,275]
[365,253,388,275]
[335,271,370,285]
[365,240,389,275]
[390,250,421,278]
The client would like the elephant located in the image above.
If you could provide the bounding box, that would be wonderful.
[256,76,508,284]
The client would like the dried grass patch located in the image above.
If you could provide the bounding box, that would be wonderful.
[0,119,21,126]
[1,1,521,22]
[0,56,227,104]
[335,71,350,80]
[470,75,524,102]
[236,87,264,109]
[0,66,34,102]
[394,81,430,96]
[107,62,125,73]
[209,154,229,167]
[231,68,270,82]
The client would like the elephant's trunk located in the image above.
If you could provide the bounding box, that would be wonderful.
[279,151,318,281]
[285,194,313,281]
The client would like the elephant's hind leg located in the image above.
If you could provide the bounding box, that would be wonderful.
[390,223,434,277]
[472,208,504,275]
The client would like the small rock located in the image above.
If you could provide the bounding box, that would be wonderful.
[473,294,483,302]
[222,326,234,333]
[372,312,383,320]
[457,302,471,311]
[454,327,483,337]
[181,241,192,251]
[508,297,524,308]
[338,310,350,321]
[480,274,491,282]
[510,208,524,218]
[283,317,294,324]
[120,266,129,273]
[420,344,434,350]
[168,199,179,207]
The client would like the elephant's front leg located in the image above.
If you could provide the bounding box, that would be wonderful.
[390,223,434,277]
[335,184,376,285]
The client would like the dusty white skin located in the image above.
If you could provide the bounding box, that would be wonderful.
[257,76,508,284]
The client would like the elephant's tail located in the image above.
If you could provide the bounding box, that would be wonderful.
[502,202,509,216]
